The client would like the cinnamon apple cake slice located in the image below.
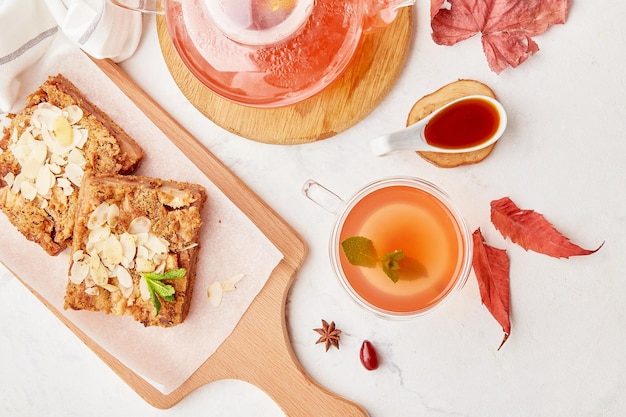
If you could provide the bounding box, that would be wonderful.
[65,174,206,327]
[0,74,143,255]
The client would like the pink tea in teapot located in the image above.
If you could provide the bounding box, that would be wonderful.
[166,0,363,106]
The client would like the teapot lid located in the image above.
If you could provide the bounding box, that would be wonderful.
[204,0,314,46]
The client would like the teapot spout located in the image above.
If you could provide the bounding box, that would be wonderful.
[363,0,415,33]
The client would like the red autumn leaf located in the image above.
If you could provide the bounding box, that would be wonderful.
[490,197,603,258]
[431,0,571,73]
[472,228,511,350]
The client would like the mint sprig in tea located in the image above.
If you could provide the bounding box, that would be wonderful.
[341,236,409,283]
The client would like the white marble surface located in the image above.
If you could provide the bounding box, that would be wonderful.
[2,2,626,416]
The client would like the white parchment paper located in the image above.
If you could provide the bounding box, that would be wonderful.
[0,35,283,394]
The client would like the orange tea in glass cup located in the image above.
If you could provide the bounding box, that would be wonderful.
[304,177,472,318]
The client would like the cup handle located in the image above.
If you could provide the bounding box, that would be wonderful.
[302,180,345,215]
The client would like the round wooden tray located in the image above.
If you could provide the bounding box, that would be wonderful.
[156,8,413,144]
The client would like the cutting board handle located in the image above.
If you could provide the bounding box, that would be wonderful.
[245,348,369,417]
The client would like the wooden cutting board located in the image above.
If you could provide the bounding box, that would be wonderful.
[156,8,413,144]
[11,58,368,416]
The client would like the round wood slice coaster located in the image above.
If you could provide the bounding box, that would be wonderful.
[156,9,412,145]
[407,80,498,168]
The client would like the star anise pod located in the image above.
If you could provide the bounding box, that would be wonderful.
[314,319,341,351]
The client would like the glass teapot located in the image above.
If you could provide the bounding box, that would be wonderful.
[111,0,415,108]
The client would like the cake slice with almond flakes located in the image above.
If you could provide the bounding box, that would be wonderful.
[0,74,143,255]
[65,174,206,327]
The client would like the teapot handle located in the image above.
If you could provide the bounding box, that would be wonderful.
[362,0,415,33]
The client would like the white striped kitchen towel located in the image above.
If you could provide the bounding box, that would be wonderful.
[0,0,141,113]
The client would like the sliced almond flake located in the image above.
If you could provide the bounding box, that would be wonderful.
[10,173,23,194]
[32,107,60,132]
[135,232,149,247]
[20,157,43,180]
[88,202,109,229]
[113,265,133,289]
[119,232,137,267]
[106,203,120,228]
[154,260,166,274]
[70,260,90,284]
[40,199,48,209]
[88,225,111,245]
[129,216,151,234]
[20,144,47,174]
[136,245,149,260]
[52,115,74,147]
[158,236,170,251]
[72,249,85,262]
[30,136,47,163]
[50,154,67,167]
[10,143,28,161]
[221,273,245,292]
[85,240,100,256]
[40,122,56,150]
[58,178,74,196]
[40,187,52,200]
[20,180,37,201]
[36,102,60,112]
[120,284,133,298]
[13,132,28,149]
[47,163,62,175]
[84,277,96,289]
[100,283,119,293]
[65,163,84,186]
[84,238,98,256]
[101,235,124,268]
[57,177,71,189]
[139,276,150,300]
[85,287,99,296]
[144,234,168,255]
[3,172,15,187]
[135,257,155,273]
[35,164,55,196]
[63,105,83,124]
[153,252,168,264]
[75,128,88,149]
[67,148,86,168]
[18,129,35,146]
[70,127,83,147]
[89,255,109,286]
[207,281,223,307]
